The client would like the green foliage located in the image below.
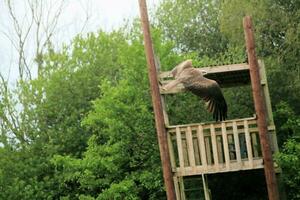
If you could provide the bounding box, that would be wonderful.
[276,139,300,200]
[0,30,131,199]
[46,25,181,199]
[155,0,228,57]
[0,0,299,199]
[97,179,139,200]
[157,0,300,198]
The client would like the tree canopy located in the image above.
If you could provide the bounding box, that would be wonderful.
[0,0,299,199]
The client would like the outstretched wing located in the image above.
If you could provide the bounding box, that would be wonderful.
[184,77,227,121]
[171,60,192,78]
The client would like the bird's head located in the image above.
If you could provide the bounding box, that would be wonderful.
[171,59,192,78]
[200,70,208,76]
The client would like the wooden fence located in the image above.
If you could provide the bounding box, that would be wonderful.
[167,117,264,176]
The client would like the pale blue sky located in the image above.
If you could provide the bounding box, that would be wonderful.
[0,0,161,81]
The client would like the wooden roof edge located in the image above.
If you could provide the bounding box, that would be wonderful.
[159,81,250,94]
[159,63,249,79]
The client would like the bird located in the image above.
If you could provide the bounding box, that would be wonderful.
[162,60,227,121]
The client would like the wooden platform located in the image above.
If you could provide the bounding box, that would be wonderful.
[157,61,280,199]
[167,117,266,176]
[160,63,251,94]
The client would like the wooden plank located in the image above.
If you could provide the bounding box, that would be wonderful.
[258,60,274,124]
[167,132,177,170]
[216,136,224,163]
[244,120,254,167]
[202,174,211,200]
[205,137,213,165]
[182,138,189,166]
[259,60,280,153]
[251,132,259,157]
[176,127,185,169]
[233,121,242,164]
[179,176,186,200]
[192,132,201,165]
[222,122,230,170]
[166,116,257,129]
[160,82,249,94]
[210,124,219,168]
[186,126,196,167]
[174,158,264,176]
[197,125,207,167]
[155,55,170,126]
[227,134,236,160]
[173,176,181,200]
[159,63,249,79]
[160,94,170,125]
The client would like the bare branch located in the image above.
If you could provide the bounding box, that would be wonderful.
[79,0,92,33]
[0,73,24,143]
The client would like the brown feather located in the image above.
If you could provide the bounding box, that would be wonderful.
[165,60,228,121]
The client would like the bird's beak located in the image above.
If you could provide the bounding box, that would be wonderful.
[200,70,208,75]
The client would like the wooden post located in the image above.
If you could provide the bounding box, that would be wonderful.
[243,16,279,200]
[202,174,211,200]
[138,0,177,199]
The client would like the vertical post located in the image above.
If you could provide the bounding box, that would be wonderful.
[138,0,177,199]
[202,174,211,200]
[243,16,279,200]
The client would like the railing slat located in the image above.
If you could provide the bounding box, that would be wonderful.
[197,125,207,167]
[251,133,259,157]
[186,126,196,167]
[167,132,176,170]
[205,137,213,165]
[176,127,185,169]
[233,121,242,164]
[222,122,230,170]
[173,176,181,199]
[244,120,254,167]
[210,124,219,168]
[168,118,264,175]
[216,136,224,163]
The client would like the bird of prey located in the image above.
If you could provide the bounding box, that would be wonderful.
[162,60,227,121]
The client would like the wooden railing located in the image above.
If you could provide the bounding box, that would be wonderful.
[167,117,264,176]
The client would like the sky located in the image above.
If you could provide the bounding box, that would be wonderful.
[0,0,161,82]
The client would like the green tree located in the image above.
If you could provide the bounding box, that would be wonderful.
[156,0,300,198]
[0,30,128,199]
[155,0,228,57]
[49,24,184,199]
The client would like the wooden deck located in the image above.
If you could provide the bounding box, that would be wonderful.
[167,117,266,176]
[159,63,251,94]
[157,61,280,199]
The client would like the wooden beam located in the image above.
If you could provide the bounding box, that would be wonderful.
[167,132,176,171]
[176,127,185,169]
[221,122,230,170]
[259,60,279,154]
[197,125,208,167]
[210,124,219,169]
[186,126,196,167]
[166,116,257,129]
[138,1,176,199]
[243,16,279,200]
[244,120,254,168]
[233,121,242,164]
[159,63,249,79]
[202,174,211,200]
[173,176,181,200]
